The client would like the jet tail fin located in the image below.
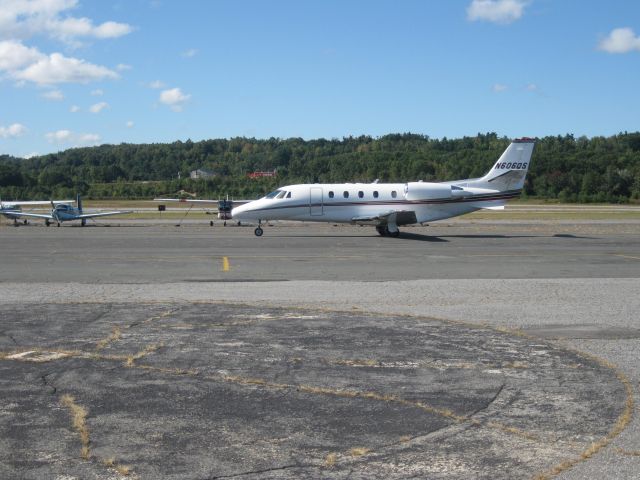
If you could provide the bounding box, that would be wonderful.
[471,138,535,191]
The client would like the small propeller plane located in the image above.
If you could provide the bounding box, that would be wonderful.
[4,194,132,227]
[231,138,536,237]
[153,196,251,225]
[1,198,74,225]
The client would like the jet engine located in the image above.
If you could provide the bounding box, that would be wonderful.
[403,182,453,200]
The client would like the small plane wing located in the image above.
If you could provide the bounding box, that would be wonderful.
[153,198,218,204]
[4,212,54,220]
[153,198,252,206]
[0,200,73,207]
[76,211,133,220]
[351,210,417,226]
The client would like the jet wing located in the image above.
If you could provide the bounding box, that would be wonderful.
[351,210,417,226]
[76,211,133,220]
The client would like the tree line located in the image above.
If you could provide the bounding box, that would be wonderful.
[1,132,639,202]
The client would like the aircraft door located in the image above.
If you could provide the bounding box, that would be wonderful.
[309,187,324,216]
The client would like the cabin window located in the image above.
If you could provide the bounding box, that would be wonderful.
[358,191,364,198]
[276,191,286,199]
[343,191,349,198]
[328,191,334,198]
[373,191,379,198]
[286,192,292,198]
[391,190,397,198]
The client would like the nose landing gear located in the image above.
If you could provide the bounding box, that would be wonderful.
[254,220,264,237]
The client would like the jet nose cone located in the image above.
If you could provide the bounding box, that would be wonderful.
[231,205,246,219]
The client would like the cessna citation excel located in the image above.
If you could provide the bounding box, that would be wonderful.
[232,138,535,237]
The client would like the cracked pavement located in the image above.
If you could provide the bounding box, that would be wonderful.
[0,303,629,479]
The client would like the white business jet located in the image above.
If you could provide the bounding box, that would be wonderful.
[231,138,535,237]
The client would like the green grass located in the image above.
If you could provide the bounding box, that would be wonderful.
[79,200,640,221]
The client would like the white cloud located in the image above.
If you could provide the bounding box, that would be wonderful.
[0,123,27,139]
[182,48,198,58]
[45,129,73,143]
[77,133,100,145]
[159,87,191,111]
[525,83,537,91]
[42,89,64,100]
[12,50,119,84]
[89,101,108,113]
[467,0,527,24]
[116,63,132,71]
[0,40,42,71]
[22,152,39,159]
[92,21,133,39]
[45,129,100,146]
[0,2,129,89]
[70,104,80,112]
[91,88,103,96]
[126,120,134,128]
[598,27,640,54]
[0,0,133,44]
[0,40,118,85]
[492,83,508,92]
[149,79,165,89]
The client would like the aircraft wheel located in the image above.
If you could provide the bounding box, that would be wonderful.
[57,223,61,227]
[223,221,227,226]
[210,221,214,227]
[254,227,264,237]
[45,220,50,227]
[390,229,400,238]
[81,219,86,227]
[376,226,386,236]
[23,219,27,225]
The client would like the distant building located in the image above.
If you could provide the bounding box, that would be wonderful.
[247,169,277,179]
[190,169,216,179]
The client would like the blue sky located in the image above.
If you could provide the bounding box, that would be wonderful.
[1,0,639,158]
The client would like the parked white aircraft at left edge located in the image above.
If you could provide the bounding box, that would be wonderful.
[2,195,132,227]
[232,138,536,237]
[1,198,74,225]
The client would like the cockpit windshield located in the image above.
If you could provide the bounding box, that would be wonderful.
[264,189,283,199]
[265,189,287,199]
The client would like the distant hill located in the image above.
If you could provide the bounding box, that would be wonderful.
[1,132,639,202]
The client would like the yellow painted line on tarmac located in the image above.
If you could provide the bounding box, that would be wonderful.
[222,256,230,272]
[614,254,640,261]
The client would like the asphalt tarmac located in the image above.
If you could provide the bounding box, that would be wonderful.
[1,219,639,479]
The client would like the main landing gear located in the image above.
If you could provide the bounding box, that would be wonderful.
[376,225,400,237]
[254,220,264,237]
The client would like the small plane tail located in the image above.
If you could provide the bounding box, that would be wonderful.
[76,194,83,213]
[471,138,535,192]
